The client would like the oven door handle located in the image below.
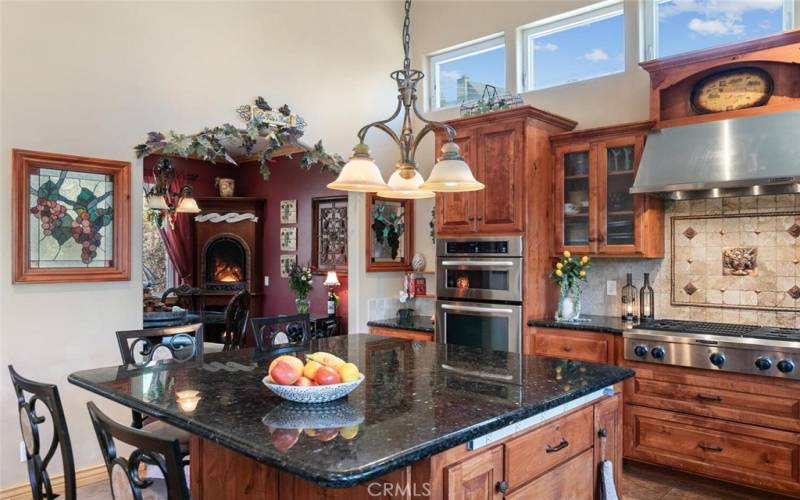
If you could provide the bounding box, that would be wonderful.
[440,304,515,314]
[440,260,516,267]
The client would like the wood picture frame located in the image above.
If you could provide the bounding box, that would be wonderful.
[12,149,131,283]
[311,196,348,275]
[366,193,413,272]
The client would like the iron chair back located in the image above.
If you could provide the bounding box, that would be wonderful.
[251,314,311,354]
[222,289,251,351]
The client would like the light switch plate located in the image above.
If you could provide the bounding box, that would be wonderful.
[263,276,269,287]
[606,280,617,296]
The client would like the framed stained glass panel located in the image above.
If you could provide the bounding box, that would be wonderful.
[13,149,130,283]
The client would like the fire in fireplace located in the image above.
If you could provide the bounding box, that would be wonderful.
[203,236,248,291]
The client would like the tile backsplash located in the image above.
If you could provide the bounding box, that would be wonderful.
[580,194,800,328]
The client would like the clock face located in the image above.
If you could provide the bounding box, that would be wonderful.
[691,67,773,114]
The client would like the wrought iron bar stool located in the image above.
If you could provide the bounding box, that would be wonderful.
[251,314,311,354]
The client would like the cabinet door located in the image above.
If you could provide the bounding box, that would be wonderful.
[436,133,477,235]
[554,143,598,254]
[445,446,504,500]
[476,121,524,234]
[597,135,644,255]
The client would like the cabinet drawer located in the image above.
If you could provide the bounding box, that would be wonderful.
[505,406,593,489]
[533,329,611,363]
[623,361,800,432]
[506,449,593,500]
[625,405,800,495]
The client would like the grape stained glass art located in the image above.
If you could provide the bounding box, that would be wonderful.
[28,167,114,268]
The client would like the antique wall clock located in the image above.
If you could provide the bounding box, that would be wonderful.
[690,66,774,114]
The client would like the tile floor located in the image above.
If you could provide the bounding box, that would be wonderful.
[75,460,790,499]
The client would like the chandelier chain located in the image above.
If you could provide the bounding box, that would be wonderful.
[403,0,412,73]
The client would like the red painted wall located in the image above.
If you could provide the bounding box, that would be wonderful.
[236,157,348,330]
[143,154,348,330]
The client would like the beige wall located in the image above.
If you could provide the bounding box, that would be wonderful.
[0,1,402,488]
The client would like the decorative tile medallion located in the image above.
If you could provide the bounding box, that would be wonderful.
[683,227,697,239]
[788,223,800,239]
[788,285,800,300]
[722,247,757,276]
[683,282,698,295]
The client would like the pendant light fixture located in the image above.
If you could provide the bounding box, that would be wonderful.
[145,158,202,214]
[327,0,483,198]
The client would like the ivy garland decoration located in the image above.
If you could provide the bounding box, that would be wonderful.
[135,96,346,181]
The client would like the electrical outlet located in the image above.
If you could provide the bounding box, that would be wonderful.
[19,441,26,462]
[263,276,269,287]
[606,280,617,296]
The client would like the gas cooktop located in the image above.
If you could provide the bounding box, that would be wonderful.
[636,319,800,341]
[624,319,800,380]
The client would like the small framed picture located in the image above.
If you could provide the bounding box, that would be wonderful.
[280,227,297,251]
[366,194,413,272]
[280,254,296,278]
[413,277,426,296]
[12,149,131,283]
[280,199,297,224]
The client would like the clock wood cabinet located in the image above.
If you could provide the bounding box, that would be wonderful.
[434,107,576,237]
[550,121,664,258]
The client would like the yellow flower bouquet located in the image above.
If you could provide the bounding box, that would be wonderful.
[549,251,591,321]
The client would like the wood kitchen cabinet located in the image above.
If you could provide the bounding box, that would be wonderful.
[550,121,664,258]
[434,106,577,237]
[444,445,504,500]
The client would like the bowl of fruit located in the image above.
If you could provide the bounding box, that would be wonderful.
[262,351,364,404]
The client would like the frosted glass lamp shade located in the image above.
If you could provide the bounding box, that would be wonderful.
[146,194,169,211]
[420,142,484,192]
[327,144,387,192]
[175,187,201,214]
[323,270,340,287]
[377,169,435,199]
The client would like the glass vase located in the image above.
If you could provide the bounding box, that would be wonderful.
[295,297,310,314]
[556,285,582,322]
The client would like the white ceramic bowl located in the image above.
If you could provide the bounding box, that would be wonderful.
[262,374,365,404]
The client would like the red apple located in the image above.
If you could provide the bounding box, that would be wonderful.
[314,428,339,442]
[270,361,300,385]
[314,366,341,386]
[294,376,313,387]
[271,428,300,451]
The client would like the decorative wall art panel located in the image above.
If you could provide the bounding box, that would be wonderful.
[280,199,297,224]
[671,211,800,312]
[312,196,347,274]
[366,194,413,272]
[280,254,296,278]
[12,149,130,283]
[280,227,297,252]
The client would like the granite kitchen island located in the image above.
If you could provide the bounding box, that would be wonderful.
[69,334,633,499]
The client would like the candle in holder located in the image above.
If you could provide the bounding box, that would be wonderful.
[621,273,638,322]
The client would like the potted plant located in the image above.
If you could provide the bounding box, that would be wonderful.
[288,263,314,314]
[549,251,591,322]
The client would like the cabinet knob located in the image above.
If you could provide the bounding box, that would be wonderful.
[598,235,606,243]
[496,481,509,493]
[563,344,572,352]
[588,237,596,242]
[467,216,475,221]
[476,216,483,221]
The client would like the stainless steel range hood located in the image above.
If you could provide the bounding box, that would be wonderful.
[630,110,800,200]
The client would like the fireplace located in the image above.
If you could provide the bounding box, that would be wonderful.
[203,235,248,291]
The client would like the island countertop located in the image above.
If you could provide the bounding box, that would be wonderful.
[68,334,633,488]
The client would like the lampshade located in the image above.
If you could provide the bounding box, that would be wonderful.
[146,194,169,211]
[420,142,484,192]
[175,186,201,214]
[327,143,387,192]
[323,270,340,287]
[377,169,435,199]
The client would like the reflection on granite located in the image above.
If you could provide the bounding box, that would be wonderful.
[528,315,637,334]
[68,334,633,488]
[366,315,434,333]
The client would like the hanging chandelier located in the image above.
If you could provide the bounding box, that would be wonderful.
[327,0,484,199]
[145,157,201,214]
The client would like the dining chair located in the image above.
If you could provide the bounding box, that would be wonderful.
[8,365,76,500]
[87,402,190,500]
[161,284,206,321]
[115,323,203,452]
[221,289,251,351]
[251,314,311,354]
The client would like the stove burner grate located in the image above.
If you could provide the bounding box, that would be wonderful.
[638,319,760,337]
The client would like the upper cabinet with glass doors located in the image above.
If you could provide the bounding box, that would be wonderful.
[551,121,664,258]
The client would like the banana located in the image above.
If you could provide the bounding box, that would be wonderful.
[306,351,346,370]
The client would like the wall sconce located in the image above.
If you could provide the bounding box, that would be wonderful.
[324,270,340,317]
[145,157,201,214]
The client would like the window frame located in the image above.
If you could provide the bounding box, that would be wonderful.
[428,33,506,110]
[142,183,175,295]
[520,0,625,92]
[640,0,796,61]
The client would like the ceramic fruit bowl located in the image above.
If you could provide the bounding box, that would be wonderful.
[262,374,365,403]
